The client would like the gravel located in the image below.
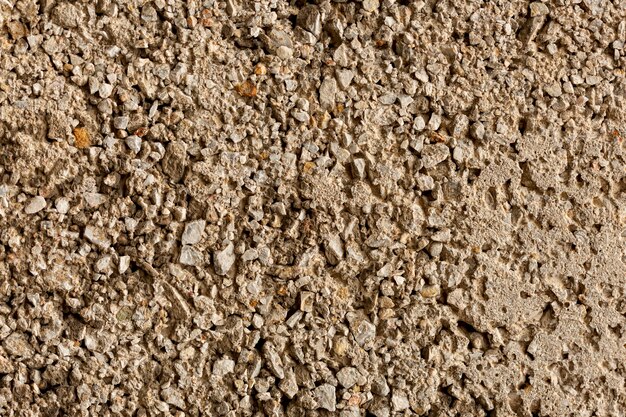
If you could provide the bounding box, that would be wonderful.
[0,0,624,415]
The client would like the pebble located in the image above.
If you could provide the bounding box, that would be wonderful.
[337,367,359,388]
[421,144,451,169]
[325,234,344,265]
[54,197,70,214]
[471,121,485,140]
[391,391,410,410]
[529,2,550,16]
[24,196,46,214]
[3,332,34,358]
[336,69,354,90]
[213,358,235,377]
[371,375,390,396]
[125,135,142,153]
[113,116,129,130]
[362,0,380,12]
[417,175,435,191]
[319,77,338,109]
[180,245,203,266]
[350,316,376,346]
[181,220,205,245]
[313,384,336,412]
[428,113,442,131]
[279,370,299,398]
[262,342,285,379]
[119,255,131,274]
[214,242,235,275]
[297,6,322,37]
[84,225,111,249]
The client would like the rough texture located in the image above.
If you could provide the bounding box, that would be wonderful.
[1,0,626,416]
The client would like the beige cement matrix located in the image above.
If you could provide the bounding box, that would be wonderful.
[0,0,625,416]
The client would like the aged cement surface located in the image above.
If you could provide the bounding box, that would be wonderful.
[1,0,625,416]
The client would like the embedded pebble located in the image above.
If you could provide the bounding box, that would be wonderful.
[24,196,46,214]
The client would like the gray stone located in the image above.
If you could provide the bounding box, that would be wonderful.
[24,196,46,214]
[213,358,235,377]
[297,6,322,37]
[125,135,142,153]
[214,242,235,275]
[313,384,336,412]
[182,220,205,245]
[337,367,359,388]
[180,245,203,266]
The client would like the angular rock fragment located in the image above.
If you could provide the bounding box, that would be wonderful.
[182,220,205,245]
[24,196,46,214]
[214,242,235,275]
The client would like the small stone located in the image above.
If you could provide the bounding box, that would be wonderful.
[242,248,258,261]
[428,113,442,130]
[125,135,142,153]
[95,256,113,274]
[352,158,367,179]
[370,400,391,417]
[214,242,235,275]
[416,175,434,191]
[84,225,111,249]
[325,235,344,265]
[73,127,91,149]
[300,291,314,313]
[431,229,451,242]
[544,82,562,98]
[333,44,351,67]
[420,284,440,298]
[453,146,464,162]
[421,143,450,169]
[391,391,410,411]
[336,69,354,90]
[452,114,469,137]
[55,197,70,214]
[99,83,113,98]
[471,121,485,140]
[413,116,426,131]
[213,358,235,377]
[182,220,205,245]
[279,370,299,398]
[297,5,322,37]
[161,387,185,409]
[371,375,390,396]
[529,1,549,16]
[119,256,131,274]
[313,384,336,412]
[319,77,338,109]
[162,141,188,182]
[362,0,380,12]
[83,192,106,208]
[52,2,82,28]
[7,21,27,40]
[162,282,191,320]
[180,245,203,266]
[262,342,285,379]
[113,116,129,130]
[378,93,396,105]
[236,80,257,97]
[337,367,359,388]
[276,46,293,59]
[351,317,376,346]
[24,196,46,214]
[3,332,34,358]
